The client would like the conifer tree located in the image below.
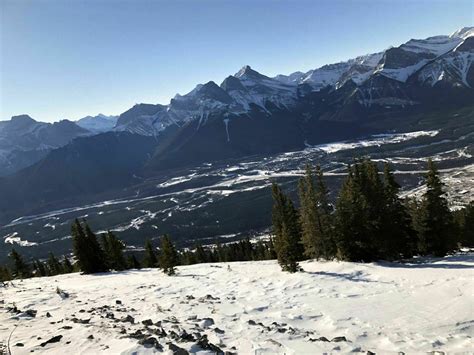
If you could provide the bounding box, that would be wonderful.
[72,219,108,274]
[127,254,141,269]
[272,183,302,272]
[159,234,178,275]
[33,259,47,277]
[101,232,127,270]
[143,239,158,268]
[381,163,416,259]
[460,202,474,247]
[62,256,74,273]
[9,248,30,278]
[0,265,12,282]
[416,159,454,256]
[47,252,63,275]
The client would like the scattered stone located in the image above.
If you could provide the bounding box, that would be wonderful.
[139,336,163,350]
[71,317,90,324]
[196,335,223,354]
[121,315,135,324]
[179,330,194,342]
[186,295,195,300]
[87,335,94,340]
[25,309,37,317]
[332,336,347,342]
[79,309,85,313]
[46,312,52,318]
[115,300,122,305]
[367,351,376,355]
[142,319,153,326]
[129,330,146,340]
[40,335,63,347]
[310,336,330,342]
[105,312,114,319]
[62,326,73,330]
[248,320,256,326]
[15,343,24,347]
[187,315,197,320]
[214,327,225,334]
[169,343,189,355]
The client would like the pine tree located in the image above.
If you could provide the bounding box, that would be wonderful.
[416,159,454,256]
[127,254,141,269]
[47,252,63,275]
[143,239,158,267]
[381,163,416,259]
[102,232,127,271]
[33,259,47,277]
[460,202,474,247]
[334,164,372,261]
[298,165,335,260]
[159,234,178,275]
[62,256,74,273]
[9,248,30,279]
[0,266,12,282]
[272,183,302,272]
[71,219,108,274]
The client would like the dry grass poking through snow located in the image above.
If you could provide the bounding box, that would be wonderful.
[0,253,473,354]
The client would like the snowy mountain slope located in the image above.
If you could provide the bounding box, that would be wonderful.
[1,254,473,354]
[0,115,90,176]
[76,114,118,133]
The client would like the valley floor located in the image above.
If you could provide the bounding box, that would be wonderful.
[0,254,473,354]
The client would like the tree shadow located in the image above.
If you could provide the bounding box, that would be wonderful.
[305,270,379,283]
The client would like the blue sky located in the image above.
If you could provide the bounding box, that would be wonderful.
[1,0,472,122]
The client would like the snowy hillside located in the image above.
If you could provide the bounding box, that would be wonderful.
[1,254,473,354]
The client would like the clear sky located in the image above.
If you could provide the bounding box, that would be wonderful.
[1,0,473,122]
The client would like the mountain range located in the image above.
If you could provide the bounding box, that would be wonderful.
[0,26,473,223]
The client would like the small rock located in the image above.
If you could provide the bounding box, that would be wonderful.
[62,326,73,330]
[332,336,347,342]
[366,351,376,355]
[199,318,215,329]
[15,343,24,347]
[248,320,256,326]
[214,327,225,334]
[25,309,37,317]
[121,315,135,324]
[115,300,122,305]
[141,319,153,326]
[169,343,189,355]
[309,336,329,342]
[40,335,63,347]
[139,336,162,350]
[46,312,52,318]
[87,335,94,340]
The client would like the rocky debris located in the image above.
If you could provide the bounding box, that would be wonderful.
[367,351,376,355]
[141,319,153,326]
[199,317,215,329]
[169,343,189,355]
[25,309,37,317]
[129,330,146,340]
[139,336,163,350]
[248,320,256,326]
[198,294,220,302]
[40,335,63,347]
[178,330,195,342]
[62,325,73,330]
[15,343,24,347]
[87,335,94,340]
[105,312,114,319]
[46,312,52,318]
[332,336,348,342]
[116,300,122,305]
[71,317,90,324]
[163,316,179,324]
[120,315,135,324]
[214,327,225,334]
[56,287,70,299]
[151,327,167,338]
[309,336,330,342]
[185,295,195,300]
[196,335,223,354]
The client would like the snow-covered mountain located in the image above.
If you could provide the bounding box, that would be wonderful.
[76,114,118,133]
[0,115,89,176]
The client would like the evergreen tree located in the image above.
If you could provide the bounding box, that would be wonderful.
[62,256,74,273]
[159,234,178,275]
[127,254,142,269]
[71,219,108,274]
[47,252,63,275]
[298,165,335,260]
[0,266,12,282]
[143,239,158,267]
[460,202,474,247]
[33,259,47,277]
[272,183,302,272]
[416,159,454,256]
[195,244,208,264]
[101,232,127,270]
[9,248,30,278]
[381,163,416,259]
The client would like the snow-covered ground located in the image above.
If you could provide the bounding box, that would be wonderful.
[1,254,473,354]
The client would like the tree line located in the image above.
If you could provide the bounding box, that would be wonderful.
[272,158,474,272]
[1,158,472,280]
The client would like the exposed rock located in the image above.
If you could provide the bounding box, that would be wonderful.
[62,326,73,330]
[332,336,347,342]
[87,335,94,340]
[25,309,37,317]
[139,336,163,350]
[199,317,214,329]
[121,315,135,324]
[15,343,24,347]
[46,312,52,318]
[214,327,225,334]
[169,343,189,355]
[310,336,330,342]
[248,320,256,326]
[115,300,122,305]
[196,335,223,354]
[40,335,63,347]
[141,319,153,326]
